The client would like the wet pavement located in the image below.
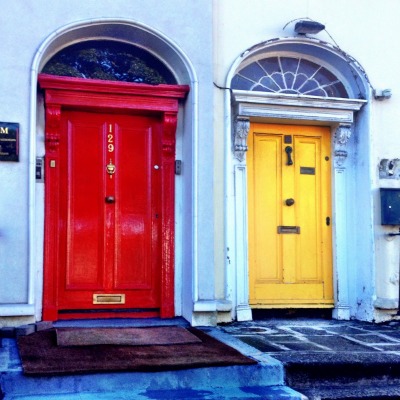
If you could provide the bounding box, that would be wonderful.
[220,318,400,356]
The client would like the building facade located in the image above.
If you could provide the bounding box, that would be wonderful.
[0,0,399,327]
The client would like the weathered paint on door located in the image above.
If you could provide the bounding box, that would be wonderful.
[57,110,162,313]
[248,123,333,308]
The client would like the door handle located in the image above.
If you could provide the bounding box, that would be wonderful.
[285,198,295,206]
[105,196,115,204]
[285,146,293,165]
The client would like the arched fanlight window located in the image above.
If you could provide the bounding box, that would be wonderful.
[232,56,348,98]
[42,41,176,85]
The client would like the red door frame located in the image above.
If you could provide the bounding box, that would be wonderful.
[38,74,189,321]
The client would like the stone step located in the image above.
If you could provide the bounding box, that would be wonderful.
[1,364,285,396]
[281,353,400,387]
[278,354,400,399]
[293,383,400,400]
[0,328,305,400]
[2,385,305,399]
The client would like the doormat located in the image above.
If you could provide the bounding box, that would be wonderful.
[56,326,202,346]
[17,327,257,376]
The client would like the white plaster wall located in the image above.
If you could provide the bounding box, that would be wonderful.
[213,0,400,322]
[0,0,214,324]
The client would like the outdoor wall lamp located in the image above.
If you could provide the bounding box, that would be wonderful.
[294,20,325,35]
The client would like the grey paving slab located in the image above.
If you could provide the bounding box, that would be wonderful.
[282,327,331,335]
[305,335,379,351]
[344,333,400,344]
[377,330,400,340]
[323,325,379,335]
[236,335,286,352]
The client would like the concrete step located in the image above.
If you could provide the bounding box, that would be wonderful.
[2,385,305,399]
[0,327,305,399]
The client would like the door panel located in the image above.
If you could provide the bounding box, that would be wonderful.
[253,135,282,282]
[64,118,105,290]
[115,120,156,290]
[58,110,161,311]
[248,123,333,307]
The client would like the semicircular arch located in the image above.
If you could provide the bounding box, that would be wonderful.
[228,37,370,100]
[28,19,198,321]
[33,18,196,85]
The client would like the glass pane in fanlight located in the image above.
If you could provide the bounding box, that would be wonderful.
[42,41,176,85]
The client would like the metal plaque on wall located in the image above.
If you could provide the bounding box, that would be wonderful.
[0,122,19,161]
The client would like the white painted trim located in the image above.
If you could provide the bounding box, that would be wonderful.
[234,165,252,321]
[0,305,35,316]
[225,50,368,321]
[27,18,199,322]
[233,91,366,124]
[232,91,366,111]
[193,300,217,312]
[230,91,366,316]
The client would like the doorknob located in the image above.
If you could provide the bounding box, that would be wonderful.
[285,198,295,206]
[285,146,293,165]
[105,196,115,204]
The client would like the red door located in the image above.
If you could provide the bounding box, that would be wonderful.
[39,74,189,321]
[56,110,162,315]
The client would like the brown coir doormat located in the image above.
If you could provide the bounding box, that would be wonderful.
[17,327,257,376]
[56,326,202,346]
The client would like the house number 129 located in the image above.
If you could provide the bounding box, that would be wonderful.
[108,125,114,153]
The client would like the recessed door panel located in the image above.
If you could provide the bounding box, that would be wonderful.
[115,119,156,290]
[248,123,333,308]
[64,118,105,289]
[252,134,282,282]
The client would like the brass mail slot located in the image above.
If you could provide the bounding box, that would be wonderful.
[93,294,126,304]
[277,226,300,234]
[300,166,315,175]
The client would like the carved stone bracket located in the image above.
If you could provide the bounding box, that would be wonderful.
[334,124,352,168]
[234,117,250,162]
[334,124,352,146]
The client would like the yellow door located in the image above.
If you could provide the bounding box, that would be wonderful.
[248,123,333,308]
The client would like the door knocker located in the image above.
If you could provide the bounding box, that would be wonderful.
[106,160,116,178]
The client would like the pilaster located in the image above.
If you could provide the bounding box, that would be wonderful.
[332,123,352,320]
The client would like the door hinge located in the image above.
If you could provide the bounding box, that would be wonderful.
[326,216,331,226]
